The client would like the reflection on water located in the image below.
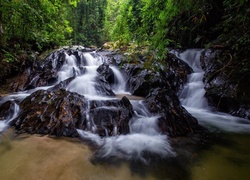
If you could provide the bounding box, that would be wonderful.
[192,133,250,180]
[1,129,250,180]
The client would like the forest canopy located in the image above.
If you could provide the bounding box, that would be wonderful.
[0,0,249,81]
[0,0,249,53]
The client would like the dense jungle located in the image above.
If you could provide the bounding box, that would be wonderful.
[0,0,250,180]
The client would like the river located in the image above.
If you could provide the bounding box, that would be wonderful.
[1,130,250,180]
[0,49,250,179]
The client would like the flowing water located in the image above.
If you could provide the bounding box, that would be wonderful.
[1,49,250,179]
[178,49,250,133]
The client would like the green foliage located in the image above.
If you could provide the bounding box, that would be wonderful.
[68,0,107,46]
[216,0,249,54]
[2,50,15,63]
[104,0,190,59]
[104,0,249,65]
[0,0,78,51]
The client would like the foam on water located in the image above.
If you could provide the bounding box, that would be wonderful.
[77,102,176,163]
[77,130,176,163]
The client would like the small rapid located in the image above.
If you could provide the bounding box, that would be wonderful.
[77,89,176,162]
[177,49,250,133]
[77,100,176,162]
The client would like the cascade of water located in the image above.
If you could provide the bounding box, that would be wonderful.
[65,53,105,98]
[1,49,177,163]
[110,66,128,94]
[130,100,151,117]
[0,102,20,132]
[84,53,103,66]
[77,100,176,162]
[66,66,98,97]
[178,49,208,109]
[57,53,81,82]
[177,49,250,132]
[77,127,176,163]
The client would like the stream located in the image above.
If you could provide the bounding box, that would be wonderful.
[0,49,250,179]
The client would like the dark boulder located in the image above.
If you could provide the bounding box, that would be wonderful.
[144,87,205,137]
[47,77,75,92]
[95,63,115,96]
[123,53,193,97]
[0,101,16,121]
[164,53,193,92]
[88,96,133,136]
[11,89,133,137]
[201,49,250,119]
[123,64,166,97]
[13,89,87,137]
[97,63,115,84]
[24,49,66,89]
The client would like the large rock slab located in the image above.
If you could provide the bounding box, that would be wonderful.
[201,49,250,119]
[123,53,193,97]
[144,87,204,137]
[11,89,133,137]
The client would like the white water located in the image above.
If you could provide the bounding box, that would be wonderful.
[61,52,130,98]
[66,66,98,97]
[178,49,250,133]
[27,51,176,160]
[77,129,175,163]
[110,66,128,94]
[57,53,81,82]
[0,101,20,132]
[178,49,208,109]
[77,97,176,162]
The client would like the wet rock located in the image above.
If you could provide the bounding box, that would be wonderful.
[97,63,115,84]
[47,77,75,92]
[201,49,250,119]
[144,87,205,137]
[11,89,133,137]
[24,49,66,89]
[88,96,133,136]
[0,101,16,121]
[9,70,30,92]
[123,54,192,97]
[123,64,165,97]
[95,63,115,96]
[231,104,250,120]
[164,53,193,92]
[13,89,87,137]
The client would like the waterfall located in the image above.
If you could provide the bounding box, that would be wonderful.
[178,49,208,109]
[110,66,128,94]
[84,52,103,66]
[62,52,128,98]
[177,49,250,133]
[62,52,103,98]
[0,49,176,162]
[0,101,20,132]
[66,66,98,97]
[57,53,81,82]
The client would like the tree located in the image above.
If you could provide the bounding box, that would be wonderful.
[0,0,78,51]
[68,0,107,46]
